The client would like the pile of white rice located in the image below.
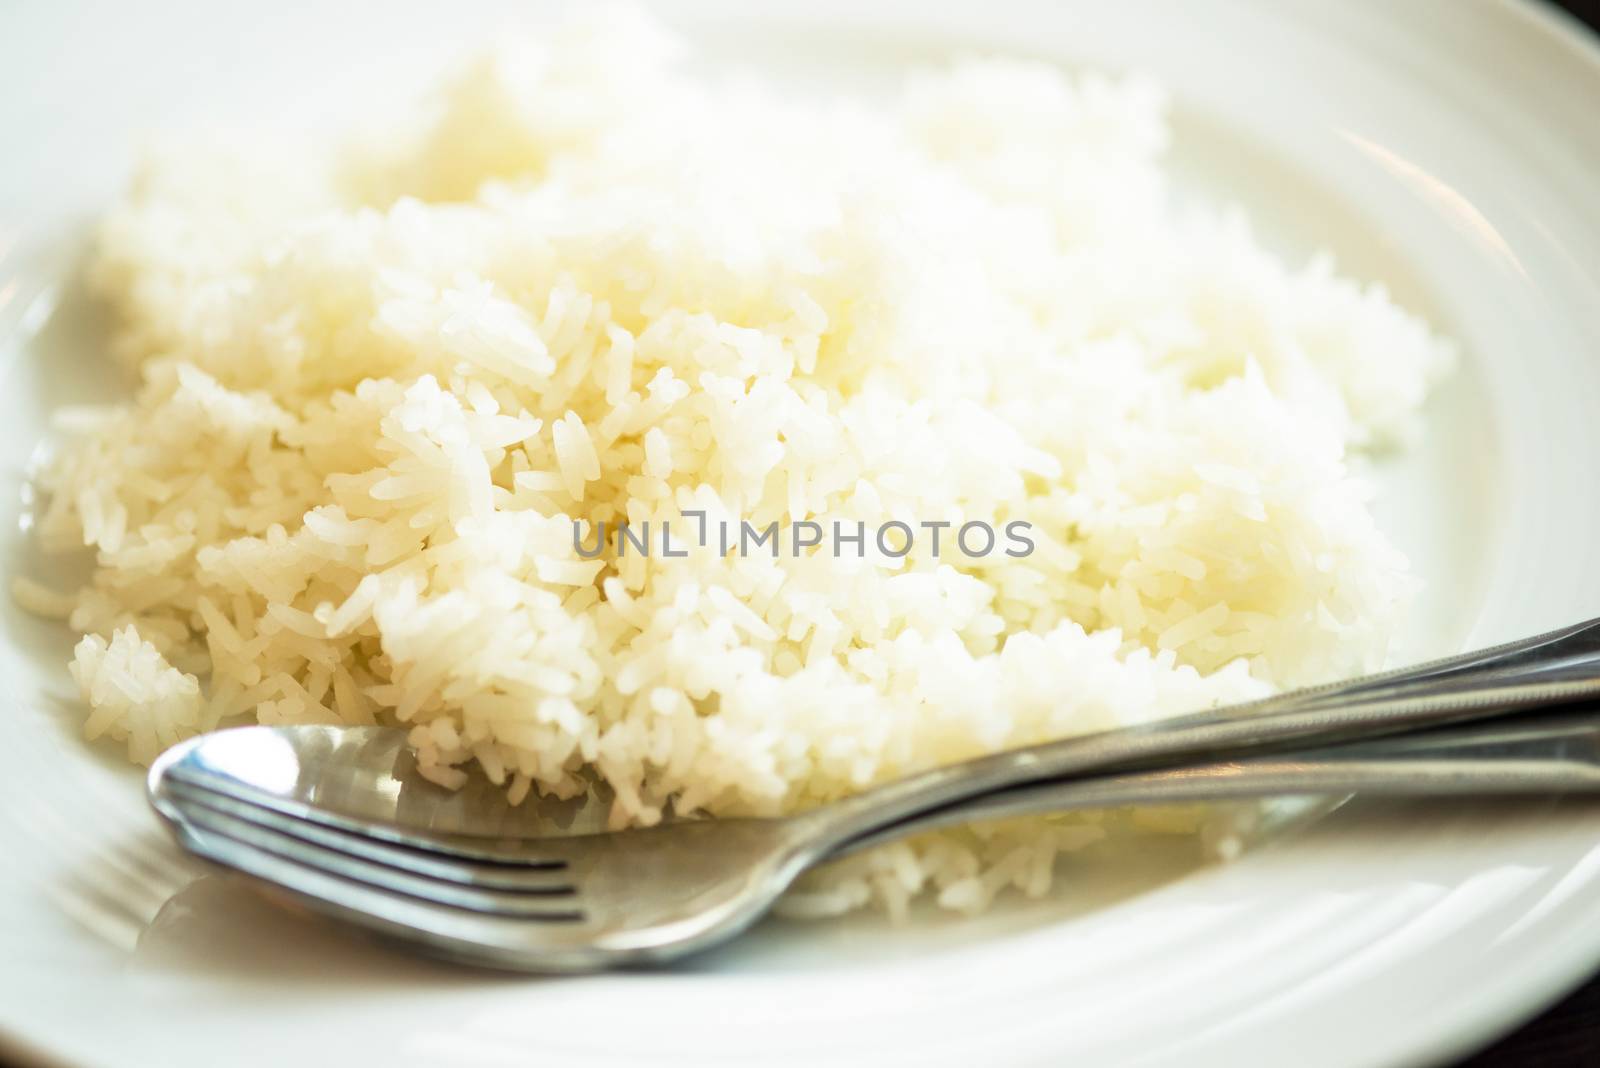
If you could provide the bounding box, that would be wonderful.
[17,9,1454,917]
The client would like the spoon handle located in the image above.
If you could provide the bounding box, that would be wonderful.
[811,616,1600,849]
[830,709,1600,856]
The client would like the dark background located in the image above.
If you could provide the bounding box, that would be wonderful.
[3,3,1598,1068]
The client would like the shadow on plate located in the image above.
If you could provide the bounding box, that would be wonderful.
[100,793,1346,981]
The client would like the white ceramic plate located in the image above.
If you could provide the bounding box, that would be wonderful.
[4,1,1600,1065]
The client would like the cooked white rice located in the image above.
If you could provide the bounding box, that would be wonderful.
[20,9,1453,917]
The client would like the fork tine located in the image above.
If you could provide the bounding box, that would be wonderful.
[159,779,577,893]
[165,818,628,972]
[166,797,586,920]
[161,765,577,867]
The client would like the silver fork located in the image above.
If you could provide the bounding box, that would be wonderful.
[149,616,1600,971]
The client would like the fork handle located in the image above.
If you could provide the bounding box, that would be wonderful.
[807,616,1600,851]
[829,709,1600,857]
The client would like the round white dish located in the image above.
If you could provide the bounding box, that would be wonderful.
[3,1,1600,1065]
